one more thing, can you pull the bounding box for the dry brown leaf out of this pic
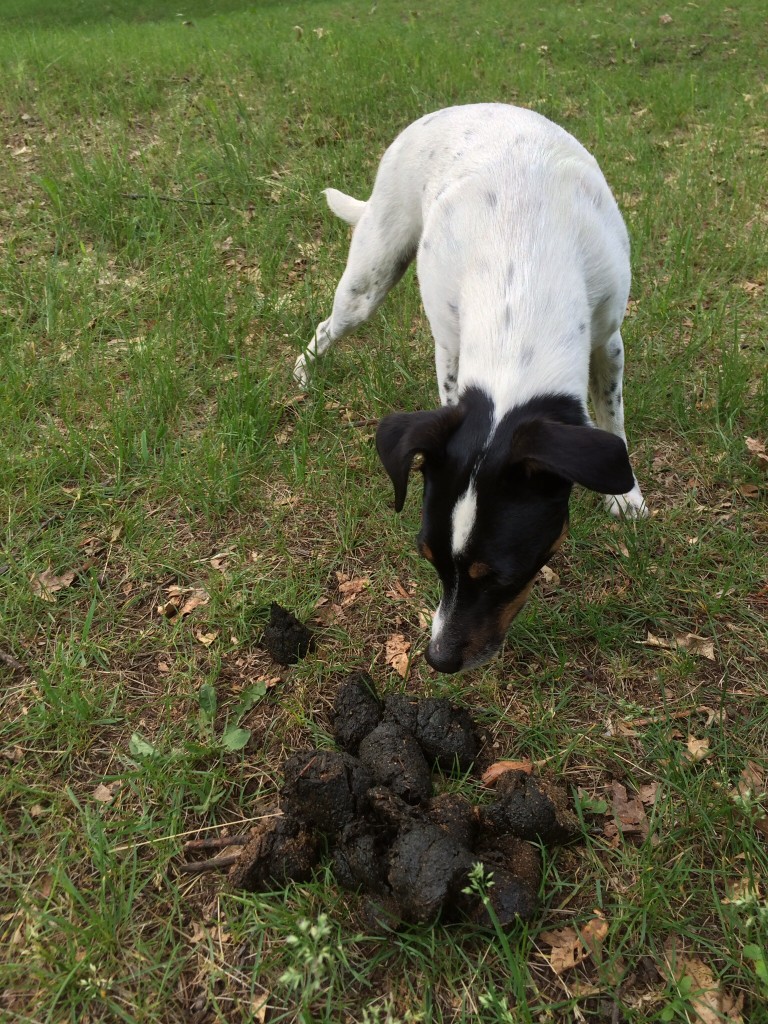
[643,631,674,652]
[336,572,371,607]
[637,782,659,805]
[539,926,588,974]
[745,436,768,471]
[158,586,209,618]
[739,483,761,499]
[312,598,345,625]
[482,760,534,786]
[736,760,765,798]
[540,914,608,975]
[663,943,744,1024]
[92,782,119,804]
[194,629,219,647]
[386,580,414,602]
[681,635,716,660]
[721,876,762,905]
[251,993,270,1024]
[731,762,768,839]
[685,736,711,763]
[9,913,32,946]
[385,633,411,678]
[604,781,648,846]
[643,631,715,661]
[580,913,609,962]
[538,564,560,595]
[31,567,77,601]
[78,536,107,558]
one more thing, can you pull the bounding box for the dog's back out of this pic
[361,104,630,415]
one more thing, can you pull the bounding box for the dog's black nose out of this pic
[425,642,464,675]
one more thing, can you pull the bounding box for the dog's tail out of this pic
[323,187,366,226]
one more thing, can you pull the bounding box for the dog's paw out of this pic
[605,484,648,519]
[293,352,312,388]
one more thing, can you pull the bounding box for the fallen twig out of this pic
[183,835,249,853]
[623,705,719,729]
[178,852,241,875]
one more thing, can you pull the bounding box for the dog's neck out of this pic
[456,256,591,420]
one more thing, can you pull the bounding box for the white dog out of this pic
[295,104,647,672]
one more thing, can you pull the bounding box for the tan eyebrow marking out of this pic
[420,542,434,562]
[498,579,536,630]
[468,561,491,580]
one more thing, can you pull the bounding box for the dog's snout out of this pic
[425,640,464,675]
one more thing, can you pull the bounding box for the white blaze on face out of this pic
[430,600,446,642]
[451,481,478,556]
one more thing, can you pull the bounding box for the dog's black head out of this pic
[376,390,634,673]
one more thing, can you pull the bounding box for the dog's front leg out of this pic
[589,332,647,517]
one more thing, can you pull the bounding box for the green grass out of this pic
[1,0,767,1021]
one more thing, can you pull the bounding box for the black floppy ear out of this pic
[376,407,464,512]
[511,420,635,495]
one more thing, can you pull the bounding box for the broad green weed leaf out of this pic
[130,733,158,758]
[198,683,217,721]
[220,726,251,751]
[235,682,268,717]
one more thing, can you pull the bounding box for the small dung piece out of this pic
[387,822,475,924]
[452,835,541,928]
[482,770,579,844]
[473,834,542,893]
[358,722,432,804]
[457,864,538,928]
[261,602,313,665]
[367,784,422,832]
[281,749,372,837]
[384,695,478,771]
[331,818,391,894]
[426,792,479,848]
[382,693,420,735]
[331,671,382,753]
[228,814,320,892]
[414,698,479,771]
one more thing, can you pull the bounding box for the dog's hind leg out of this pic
[294,191,419,386]
[589,332,647,517]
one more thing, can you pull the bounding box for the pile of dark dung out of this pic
[228,672,579,928]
